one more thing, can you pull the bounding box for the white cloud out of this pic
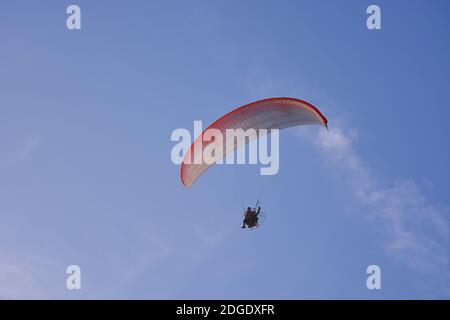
[298,125,450,274]
[14,135,41,161]
[0,256,48,299]
[193,224,226,247]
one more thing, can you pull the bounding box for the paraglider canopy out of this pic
[180,97,328,188]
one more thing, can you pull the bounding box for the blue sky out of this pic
[1,0,450,299]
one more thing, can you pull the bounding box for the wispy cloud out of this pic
[14,135,41,161]
[0,256,48,299]
[193,224,226,247]
[298,125,450,274]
